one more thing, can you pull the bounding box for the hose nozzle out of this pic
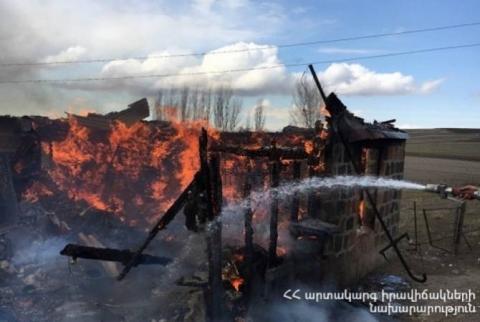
[424,184,452,199]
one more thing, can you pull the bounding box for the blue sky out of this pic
[0,0,479,129]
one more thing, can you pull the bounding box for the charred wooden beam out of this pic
[211,144,310,160]
[268,155,280,267]
[309,64,327,102]
[0,153,18,226]
[306,162,317,219]
[60,244,171,266]
[0,117,26,153]
[204,146,224,320]
[200,128,215,221]
[243,166,254,295]
[380,119,396,124]
[69,98,150,130]
[209,153,222,217]
[106,98,150,126]
[290,161,301,223]
[117,171,200,280]
[289,218,339,238]
[206,220,224,321]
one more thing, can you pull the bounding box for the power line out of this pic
[1,21,480,67]
[0,42,479,85]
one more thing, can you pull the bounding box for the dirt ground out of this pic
[373,155,480,321]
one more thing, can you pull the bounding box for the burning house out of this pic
[0,84,412,321]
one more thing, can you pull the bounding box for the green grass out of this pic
[405,129,480,161]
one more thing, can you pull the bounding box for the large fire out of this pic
[24,117,215,225]
[22,114,325,264]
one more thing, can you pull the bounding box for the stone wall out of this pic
[315,139,407,285]
[217,130,408,287]
[317,140,362,257]
[373,142,405,247]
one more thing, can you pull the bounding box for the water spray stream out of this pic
[221,175,425,219]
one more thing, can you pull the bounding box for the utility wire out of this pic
[0,42,479,85]
[1,21,480,67]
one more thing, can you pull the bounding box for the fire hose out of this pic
[424,184,480,200]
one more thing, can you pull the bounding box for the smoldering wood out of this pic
[60,244,171,266]
[209,154,223,216]
[204,144,225,320]
[0,153,18,226]
[206,220,224,321]
[78,232,121,277]
[211,144,310,160]
[117,171,201,280]
[0,117,31,226]
[324,92,408,143]
[268,160,280,267]
[290,161,301,223]
[0,117,25,153]
[306,162,316,219]
[243,167,254,295]
[199,128,215,221]
[289,218,339,238]
[69,98,150,130]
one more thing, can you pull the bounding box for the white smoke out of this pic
[12,237,67,267]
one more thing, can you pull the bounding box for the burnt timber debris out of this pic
[60,244,171,266]
[2,79,472,321]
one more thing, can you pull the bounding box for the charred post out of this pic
[206,220,224,321]
[204,134,225,321]
[306,160,317,219]
[0,154,18,226]
[453,201,467,255]
[116,172,200,280]
[268,141,280,267]
[210,144,308,160]
[209,153,223,217]
[243,165,254,295]
[290,161,301,223]
[60,244,171,266]
[199,128,215,221]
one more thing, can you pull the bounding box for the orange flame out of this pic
[25,117,217,224]
[230,277,244,292]
[359,199,366,221]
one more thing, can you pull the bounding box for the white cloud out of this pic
[221,0,250,9]
[419,78,445,94]
[58,46,444,100]
[0,0,443,118]
[75,42,293,96]
[193,0,216,12]
[319,63,444,96]
[0,0,287,115]
[43,46,86,63]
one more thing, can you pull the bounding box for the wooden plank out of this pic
[268,160,280,267]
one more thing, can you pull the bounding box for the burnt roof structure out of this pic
[325,93,408,143]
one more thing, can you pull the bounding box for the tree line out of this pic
[154,78,323,131]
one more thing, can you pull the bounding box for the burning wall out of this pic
[7,94,407,260]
